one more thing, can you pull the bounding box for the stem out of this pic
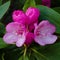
[31,48,48,60]
[23,44,27,58]
[2,53,5,60]
[29,50,31,57]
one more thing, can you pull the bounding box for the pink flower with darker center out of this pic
[3,22,27,47]
[34,20,57,46]
[3,7,57,47]
[3,22,34,47]
[3,7,40,47]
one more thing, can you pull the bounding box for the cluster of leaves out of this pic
[0,0,60,60]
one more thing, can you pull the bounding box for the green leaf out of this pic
[0,0,2,6]
[34,53,45,60]
[53,7,60,13]
[4,47,24,60]
[37,5,60,34]
[41,43,60,60]
[19,55,29,60]
[0,38,8,49]
[18,56,23,60]
[31,48,48,60]
[31,42,60,60]
[0,23,5,37]
[23,0,36,11]
[24,55,29,60]
[0,1,10,19]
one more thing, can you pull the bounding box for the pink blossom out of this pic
[42,0,51,7]
[3,22,27,47]
[25,7,40,24]
[34,20,57,46]
[3,7,57,47]
[3,22,34,47]
[12,7,40,31]
[12,10,28,24]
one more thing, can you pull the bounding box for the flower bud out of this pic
[25,32,34,45]
[25,7,40,24]
[12,10,28,24]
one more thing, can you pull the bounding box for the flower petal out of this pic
[16,33,26,47]
[6,22,25,33]
[34,35,57,46]
[34,35,46,46]
[43,35,57,44]
[6,22,20,32]
[3,33,18,44]
[34,20,56,36]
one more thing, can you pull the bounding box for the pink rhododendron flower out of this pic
[3,22,27,47]
[42,0,51,7]
[4,6,40,47]
[3,22,34,47]
[26,7,40,24]
[12,10,28,24]
[34,20,57,46]
[3,7,57,47]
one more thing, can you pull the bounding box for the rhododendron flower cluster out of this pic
[3,7,57,47]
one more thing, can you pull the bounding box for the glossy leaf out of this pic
[18,56,23,60]
[0,38,8,49]
[41,43,60,60]
[37,5,60,33]
[0,1,10,19]
[0,0,2,6]
[5,47,23,60]
[24,55,29,60]
[34,53,45,60]
[19,55,29,60]
[23,0,36,11]
[0,23,5,37]
[53,7,60,13]
[32,48,48,60]
[32,42,60,60]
